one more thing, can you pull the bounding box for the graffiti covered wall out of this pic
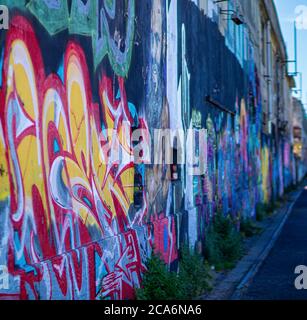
[0,0,300,299]
[0,0,157,300]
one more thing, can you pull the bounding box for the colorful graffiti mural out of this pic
[0,0,303,300]
[0,0,182,299]
[2,0,135,75]
[0,14,153,300]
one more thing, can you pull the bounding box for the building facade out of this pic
[0,0,306,299]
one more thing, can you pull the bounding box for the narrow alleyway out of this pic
[241,185,307,299]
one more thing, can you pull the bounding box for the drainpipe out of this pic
[267,21,273,135]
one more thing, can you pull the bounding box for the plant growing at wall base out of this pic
[240,217,262,238]
[136,253,185,300]
[256,201,278,221]
[179,246,212,299]
[256,203,266,221]
[136,247,213,300]
[285,184,296,194]
[205,213,243,271]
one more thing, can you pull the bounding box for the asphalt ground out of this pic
[241,187,307,300]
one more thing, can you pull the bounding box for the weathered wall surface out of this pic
[0,0,304,299]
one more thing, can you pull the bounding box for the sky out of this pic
[274,0,307,111]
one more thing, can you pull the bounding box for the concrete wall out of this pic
[293,97,307,182]
[0,0,304,300]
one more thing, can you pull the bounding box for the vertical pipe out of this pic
[267,21,272,129]
[294,21,298,75]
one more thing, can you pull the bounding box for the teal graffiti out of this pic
[27,0,69,35]
[5,0,135,77]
